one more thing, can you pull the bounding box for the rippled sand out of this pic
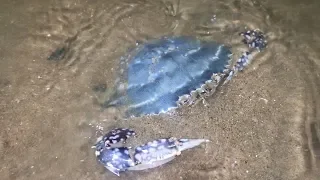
[0,0,319,179]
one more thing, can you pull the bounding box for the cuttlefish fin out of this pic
[105,166,120,176]
[127,156,176,171]
[176,139,210,152]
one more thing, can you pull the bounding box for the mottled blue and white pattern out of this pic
[95,147,136,176]
[94,128,135,151]
[132,138,180,164]
[129,138,209,171]
[93,128,209,176]
[225,29,267,82]
[240,30,267,51]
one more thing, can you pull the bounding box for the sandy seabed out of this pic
[0,0,319,179]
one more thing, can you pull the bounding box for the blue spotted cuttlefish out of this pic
[93,128,209,176]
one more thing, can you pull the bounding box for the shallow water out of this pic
[0,0,319,179]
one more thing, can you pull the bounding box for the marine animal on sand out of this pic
[100,29,267,117]
[92,30,267,176]
[92,128,209,176]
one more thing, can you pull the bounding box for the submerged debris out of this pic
[47,46,68,61]
[47,34,78,61]
[92,83,107,93]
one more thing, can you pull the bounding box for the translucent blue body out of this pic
[105,36,232,117]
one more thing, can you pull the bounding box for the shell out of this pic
[102,36,232,117]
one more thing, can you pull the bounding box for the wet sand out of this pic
[0,0,319,179]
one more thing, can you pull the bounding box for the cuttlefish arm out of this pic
[224,29,267,84]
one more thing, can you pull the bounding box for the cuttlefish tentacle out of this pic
[224,29,267,83]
